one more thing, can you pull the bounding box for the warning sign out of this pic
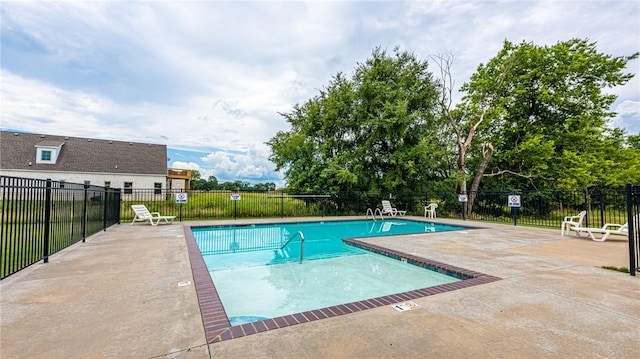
[458,194,468,202]
[175,192,188,204]
[392,301,421,312]
[508,195,521,207]
[230,193,241,201]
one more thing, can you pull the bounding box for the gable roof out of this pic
[1,131,167,175]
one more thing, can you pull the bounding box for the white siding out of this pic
[168,178,187,190]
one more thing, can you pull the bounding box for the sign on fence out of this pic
[175,192,188,204]
[230,193,241,201]
[508,195,521,207]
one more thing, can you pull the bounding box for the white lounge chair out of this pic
[131,204,176,226]
[561,210,587,236]
[381,200,406,217]
[573,215,637,241]
[424,203,438,219]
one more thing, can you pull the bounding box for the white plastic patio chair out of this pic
[561,210,587,236]
[381,200,406,216]
[130,204,176,226]
[424,203,438,219]
[572,214,637,241]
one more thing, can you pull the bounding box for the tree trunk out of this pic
[458,146,467,194]
[466,143,494,218]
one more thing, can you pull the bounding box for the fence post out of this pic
[82,183,88,242]
[43,179,52,263]
[599,188,605,228]
[116,189,121,225]
[461,192,467,221]
[425,192,429,217]
[626,184,637,276]
[102,187,108,231]
[583,189,589,227]
[280,196,284,218]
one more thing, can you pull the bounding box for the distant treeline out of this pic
[189,170,276,192]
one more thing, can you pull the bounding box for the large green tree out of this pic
[269,40,638,205]
[435,39,638,218]
[268,47,445,194]
[474,39,639,191]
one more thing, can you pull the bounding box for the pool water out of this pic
[193,219,463,270]
[192,219,465,325]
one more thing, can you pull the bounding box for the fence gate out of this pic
[626,184,640,276]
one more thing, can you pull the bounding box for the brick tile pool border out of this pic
[183,223,501,343]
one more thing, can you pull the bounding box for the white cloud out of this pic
[200,144,279,182]
[1,71,110,134]
[612,100,640,134]
[1,70,287,150]
[170,161,220,183]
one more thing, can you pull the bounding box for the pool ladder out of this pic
[281,231,305,264]
[366,208,384,221]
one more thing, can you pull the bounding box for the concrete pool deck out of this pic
[1,217,638,358]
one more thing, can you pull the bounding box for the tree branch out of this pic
[483,169,532,178]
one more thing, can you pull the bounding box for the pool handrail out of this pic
[281,231,305,264]
[365,208,385,221]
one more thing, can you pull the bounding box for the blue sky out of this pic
[2,1,639,187]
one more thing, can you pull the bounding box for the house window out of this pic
[124,182,133,194]
[35,142,63,164]
[104,181,111,188]
[154,182,162,195]
[41,150,52,161]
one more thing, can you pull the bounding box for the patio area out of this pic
[1,217,638,358]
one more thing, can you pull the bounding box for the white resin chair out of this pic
[424,203,438,219]
[572,214,636,241]
[381,200,406,216]
[131,204,176,226]
[561,210,587,236]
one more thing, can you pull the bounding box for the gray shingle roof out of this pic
[35,140,65,147]
[1,131,167,175]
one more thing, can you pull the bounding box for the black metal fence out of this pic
[1,176,121,279]
[120,188,628,229]
[443,189,628,229]
[2,180,633,278]
[626,184,639,276]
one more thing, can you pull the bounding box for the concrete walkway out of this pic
[1,218,638,358]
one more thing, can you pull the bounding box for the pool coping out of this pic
[183,223,501,344]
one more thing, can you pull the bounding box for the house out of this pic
[167,168,192,191]
[0,131,168,197]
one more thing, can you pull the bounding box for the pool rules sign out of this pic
[175,192,188,204]
[230,193,241,219]
[508,195,521,226]
[175,192,187,222]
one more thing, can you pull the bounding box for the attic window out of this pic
[35,141,64,164]
[41,150,52,161]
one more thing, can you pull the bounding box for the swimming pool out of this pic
[192,220,466,325]
[185,219,500,342]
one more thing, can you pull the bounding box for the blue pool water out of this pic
[192,219,466,325]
